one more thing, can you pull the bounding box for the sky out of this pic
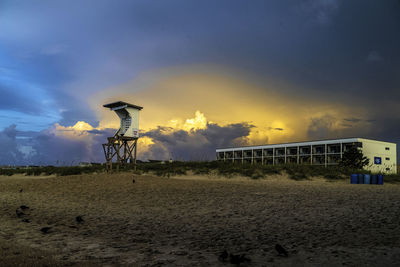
[0,0,399,165]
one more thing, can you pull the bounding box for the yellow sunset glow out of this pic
[89,66,369,147]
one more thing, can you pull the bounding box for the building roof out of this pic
[103,101,143,110]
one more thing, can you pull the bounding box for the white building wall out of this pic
[360,138,397,174]
[216,138,397,174]
[126,107,140,138]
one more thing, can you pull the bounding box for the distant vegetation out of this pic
[135,161,371,181]
[0,165,104,177]
[1,161,399,183]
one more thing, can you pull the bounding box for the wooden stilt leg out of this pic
[103,135,139,173]
[134,139,137,171]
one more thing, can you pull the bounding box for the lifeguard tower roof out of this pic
[103,101,143,110]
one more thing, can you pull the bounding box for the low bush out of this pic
[0,169,14,176]
[58,167,83,176]
[289,172,308,180]
[1,165,105,177]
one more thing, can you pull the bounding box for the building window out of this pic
[386,157,390,161]
[385,147,390,150]
[386,168,390,171]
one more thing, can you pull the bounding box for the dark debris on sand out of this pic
[40,227,52,234]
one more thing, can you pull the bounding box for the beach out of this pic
[1,173,400,266]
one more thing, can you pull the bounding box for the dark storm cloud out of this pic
[304,0,340,23]
[0,66,56,116]
[87,129,109,135]
[199,123,254,148]
[366,51,384,63]
[307,114,375,140]
[307,115,336,140]
[57,106,98,127]
[3,1,400,99]
[268,127,284,131]
[0,125,116,165]
[30,131,88,165]
[343,118,363,123]
[26,127,116,165]
[1,0,400,163]
[0,83,42,114]
[0,122,252,164]
[369,118,400,143]
[0,125,24,165]
[3,0,399,110]
[306,113,400,162]
[143,123,253,161]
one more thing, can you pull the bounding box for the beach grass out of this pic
[2,161,399,182]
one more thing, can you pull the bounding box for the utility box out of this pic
[103,101,143,138]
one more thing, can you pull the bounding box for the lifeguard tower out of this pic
[102,101,143,172]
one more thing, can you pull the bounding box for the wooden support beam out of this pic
[103,134,138,172]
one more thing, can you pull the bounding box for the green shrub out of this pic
[58,167,83,176]
[0,169,14,176]
[323,173,342,180]
[289,172,308,180]
[250,169,264,179]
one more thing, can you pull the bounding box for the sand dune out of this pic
[1,173,400,266]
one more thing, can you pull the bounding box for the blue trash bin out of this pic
[371,175,378,185]
[364,174,371,184]
[350,174,358,184]
[358,174,364,184]
[377,174,384,185]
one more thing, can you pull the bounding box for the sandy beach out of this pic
[1,173,400,266]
